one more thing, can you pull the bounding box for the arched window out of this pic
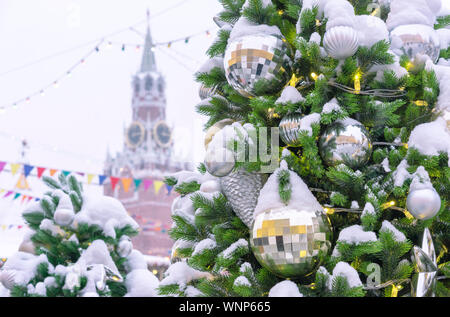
[158,77,165,93]
[134,81,140,94]
[145,76,153,91]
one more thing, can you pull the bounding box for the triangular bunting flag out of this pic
[4,191,13,198]
[13,193,21,200]
[134,179,142,191]
[62,171,71,177]
[0,162,6,173]
[27,196,33,203]
[23,164,34,178]
[121,178,133,193]
[154,180,164,195]
[15,174,30,190]
[143,179,153,191]
[21,195,27,203]
[87,174,95,184]
[76,172,85,177]
[37,167,46,178]
[166,184,173,195]
[49,169,58,176]
[10,163,21,176]
[110,177,120,191]
[99,175,107,185]
[35,197,40,201]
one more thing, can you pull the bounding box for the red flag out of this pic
[37,167,46,178]
[110,177,120,190]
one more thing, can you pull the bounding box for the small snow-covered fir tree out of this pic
[0,173,159,297]
[160,0,450,297]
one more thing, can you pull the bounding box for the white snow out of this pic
[330,262,363,289]
[229,17,282,41]
[160,261,212,288]
[254,162,323,218]
[73,193,138,239]
[39,219,62,237]
[351,201,359,209]
[234,276,251,287]
[269,280,303,297]
[275,86,305,105]
[220,239,248,259]
[322,98,342,114]
[1,252,52,288]
[310,32,322,45]
[369,50,408,82]
[239,262,253,273]
[124,269,159,297]
[355,15,389,48]
[409,166,435,191]
[192,238,217,256]
[199,180,221,193]
[392,159,412,187]
[197,57,224,74]
[408,118,450,163]
[386,0,439,30]
[337,225,377,244]
[185,286,203,297]
[125,250,148,271]
[382,157,391,172]
[362,202,376,217]
[76,240,119,277]
[380,220,407,242]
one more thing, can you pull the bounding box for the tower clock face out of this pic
[126,121,146,149]
[153,121,172,148]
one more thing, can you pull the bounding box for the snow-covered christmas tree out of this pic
[159,0,449,297]
[0,173,159,297]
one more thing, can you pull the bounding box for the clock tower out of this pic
[104,12,191,258]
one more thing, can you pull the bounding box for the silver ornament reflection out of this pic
[220,169,265,227]
[250,207,331,278]
[319,119,373,168]
[279,113,303,147]
[406,187,441,220]
[323,26,359,59]
[204,147,236,177]
[390,24,440,63]
[412,228,437,297]
[224,34,292,98]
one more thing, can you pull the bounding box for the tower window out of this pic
[145,76,153,91]
[134,82,140,94]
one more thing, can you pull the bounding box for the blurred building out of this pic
[104,17,191,258]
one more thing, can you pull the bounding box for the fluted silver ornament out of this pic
[0,270,16,290]
[390,24,440,64]
[406,187,441,220]
[220,169,265,227]
[224,34,292,98]
[199,84,218,100]
[323,26,359,59]
[204,147,236,177]
[319,119,373,169]
[279,113,303,147]
[412,228,437,297]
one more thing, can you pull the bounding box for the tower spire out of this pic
[140,9,157,73]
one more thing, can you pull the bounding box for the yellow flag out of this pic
[154,180,164,195]
[15,174,30,190]
[0,189,4,195]
[87,174,95,184]
[121,178,133,193]
[10,163,21,176]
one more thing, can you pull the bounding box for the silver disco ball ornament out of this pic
[204,147,236,177]
[250,207,332,278]
[319,119,373,169]
[390,24,440,63]
[323,26,359,60]
[406,188,441,220]
[224,34,292,98]
[279,113,303,147]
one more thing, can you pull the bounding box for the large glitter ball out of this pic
[250,207,332,278]
[224,34,292,98]
[319,119,373,169]
[390,24,440,64]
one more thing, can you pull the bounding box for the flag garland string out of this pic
[0,29,214,113]
[0,160,174,195]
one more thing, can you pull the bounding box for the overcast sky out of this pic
[0,0,222,256]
